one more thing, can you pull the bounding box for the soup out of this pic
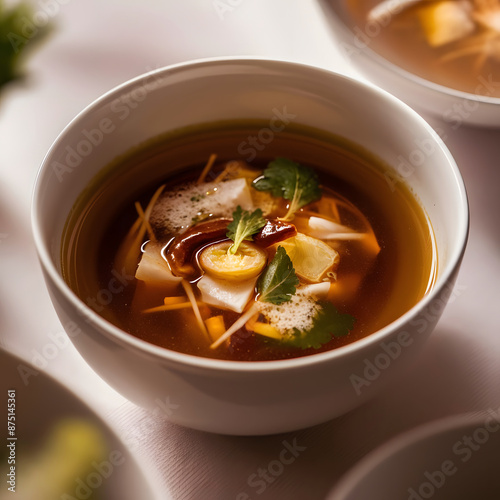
[343,0,500,97]
[62,122,436,362]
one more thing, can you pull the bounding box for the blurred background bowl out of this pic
[0,348,162,500]
[327,411,500,499]
[319,0,500,128]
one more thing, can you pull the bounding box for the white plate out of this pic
[0,348,162,500]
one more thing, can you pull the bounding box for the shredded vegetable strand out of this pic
[244,312,260,331]
[210,302,259,349]
[114,221,148,276]
[213,160,239,183]
[114,184,165,275]
[197,153,217,184]
[142,302,202,313]
[134,202,156,241]
[129,212,144,234]
[328,198,341,222]
[181,280,210,341]
[440,32,499,64]
[143,184,166,223]
[213,167,231,183]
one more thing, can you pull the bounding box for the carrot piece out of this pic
[205,315,226,342]
[210,303,259,349]
[245,313,281,339]
[164,296,187,305]
[143,302,198,313]
[251,322,281,340]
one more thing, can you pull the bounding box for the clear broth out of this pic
[62,121,436,361]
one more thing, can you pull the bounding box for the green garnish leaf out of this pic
[286,301,355,349]
[257,246,299,305]
[252,158,322,221]
[226,206,266,254]
[0,3,51,93]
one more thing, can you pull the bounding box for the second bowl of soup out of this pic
[320,0,500,127]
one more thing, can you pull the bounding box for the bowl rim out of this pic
[31,56,470,374]
[327,410,500,498]
[321,0,500,106]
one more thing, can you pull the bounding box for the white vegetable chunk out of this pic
[307,216,366,241]
[368,0,423,23]
[197,275,257,313]
[299,282,331,299]
[278,232,339,283]
[418,1,475,47]
[150,178,254,234]
[135,243,182,284]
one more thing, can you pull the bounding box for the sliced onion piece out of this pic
[277,233,339,283]
[199,241,267,281]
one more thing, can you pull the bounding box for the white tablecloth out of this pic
[1,1,499,498]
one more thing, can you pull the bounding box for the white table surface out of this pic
[1,1,499,499]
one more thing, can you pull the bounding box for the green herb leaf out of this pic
[252,158,322,221]
[285,301,355,349]
[257,246,299,305]
[0,3,51,93]
[226,206,266,254]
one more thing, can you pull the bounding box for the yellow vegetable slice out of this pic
[277,232,339,283]
[418,1,475,47]
[199,241,267,281]
[247,320,282,339]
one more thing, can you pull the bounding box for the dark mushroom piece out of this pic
[165,217,297,278]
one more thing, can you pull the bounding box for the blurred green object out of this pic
[0,418,108,500]
[0,0,51,93]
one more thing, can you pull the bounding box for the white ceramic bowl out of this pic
[327,411,500,499]
[319,0,500,128]
[0,348,162,500]
[32,58,468,435]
